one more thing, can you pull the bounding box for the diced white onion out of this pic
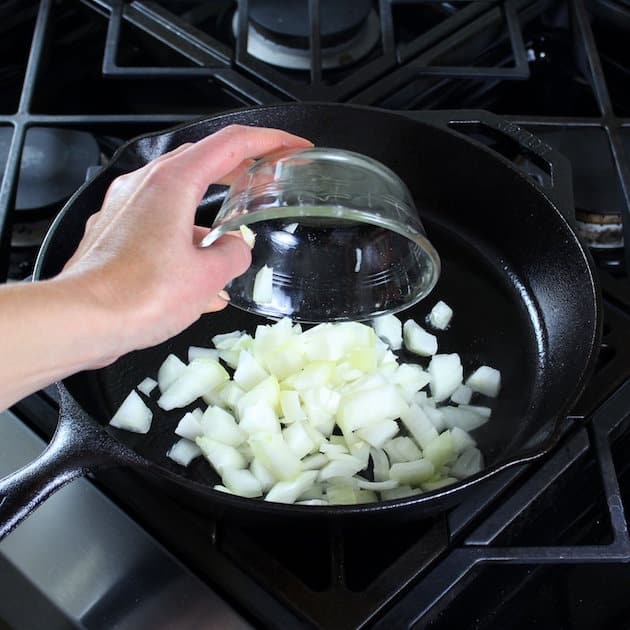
[174,410,204,441]
[450,384,472,405]
[138,302,502,505]
[371,314,403,350]
[466,366,502,397]
[253,264,274,305]
[138,377,158,396]
[427,301,453,330]
[109,390,153,434]
[167,438,202,467]
[157,354,186,393]
[428,354,463,403]
[403,319,438,356]
[188,346,220,363]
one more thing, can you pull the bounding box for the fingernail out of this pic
[217,289,230,302]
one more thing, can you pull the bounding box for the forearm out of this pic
[0,277,120,411]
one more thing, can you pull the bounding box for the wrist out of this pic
[44,274,126,370]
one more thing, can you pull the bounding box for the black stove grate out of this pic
[4,1,630,628]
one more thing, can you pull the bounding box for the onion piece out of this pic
[188,346,220,363]
[253,264,274,305]
[421,477,457,491]
[221,467,263,498]
[318,455,364,481]
[200,406,246,446]
[403,319,438,357]
[109,390,153,434]
[441,406,489,432]
[137,377,158,396]
[174,410,204,441]
[370,447,390,482]
[239,403,281,435]
[466,366,501,397]
[451,447,484,479]
[356,419,399,449]
[383,436,422,463]
[372,314,403,350]
[389,459,435,486]
[355,478,399,491]
[428,353,463,403]
[233,350,269,391]
[283,421,317,459]
[196,436,247,473]
[240,224,256,248]
[158,360,229,411]
[157,354,186,393]
[167,438,202,467]
[301,453,329,471]
[450,384,472,405]
[265,471,319,504]
[427,301,453,330]
[422,430,456,468]
[249,432,302,481]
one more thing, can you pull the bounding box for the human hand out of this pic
[60,124,313,365]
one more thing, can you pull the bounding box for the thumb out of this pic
[198,233,252,293]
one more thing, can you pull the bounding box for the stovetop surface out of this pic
[2,1,630,629]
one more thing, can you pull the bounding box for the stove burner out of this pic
[234,0,380,70]
[0,127,100,221]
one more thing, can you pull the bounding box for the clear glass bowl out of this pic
[201,147,440,322]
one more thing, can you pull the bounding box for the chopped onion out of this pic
[428,354,463,403]
[451,447,484,479]
[134,301,503,505]
[356,419,399,449]
[200,406,246,446]
[174,410,204,441]
[167,438,202,466]
[137,377,158,396]
[441,406,489,432]
[196,436,247,473]
[188,346,220,363]
[158,360,229,411]
[372,314,402,350]
[157,354,186,393]
[109,390,153,434]
[427,301,453,330]
[450,384,472,405]
[253,264,274,305]
[383,436,422,463]
[221,467,263,498]
[240,224,256,248]
[389,459,435,486]
[403,319,438,356]
[265,471,319,504]
[466,366,501,397]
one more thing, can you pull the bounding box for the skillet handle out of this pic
[0,394,137,541]
[411,110,576,227]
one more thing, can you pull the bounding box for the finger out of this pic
[153,125,313,208]
[204,290,231,313]
[215,158,255,186]
[197,233,252,291]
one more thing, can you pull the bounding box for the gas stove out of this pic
[2,1,630,628]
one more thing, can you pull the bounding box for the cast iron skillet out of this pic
[0,104,601,538]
